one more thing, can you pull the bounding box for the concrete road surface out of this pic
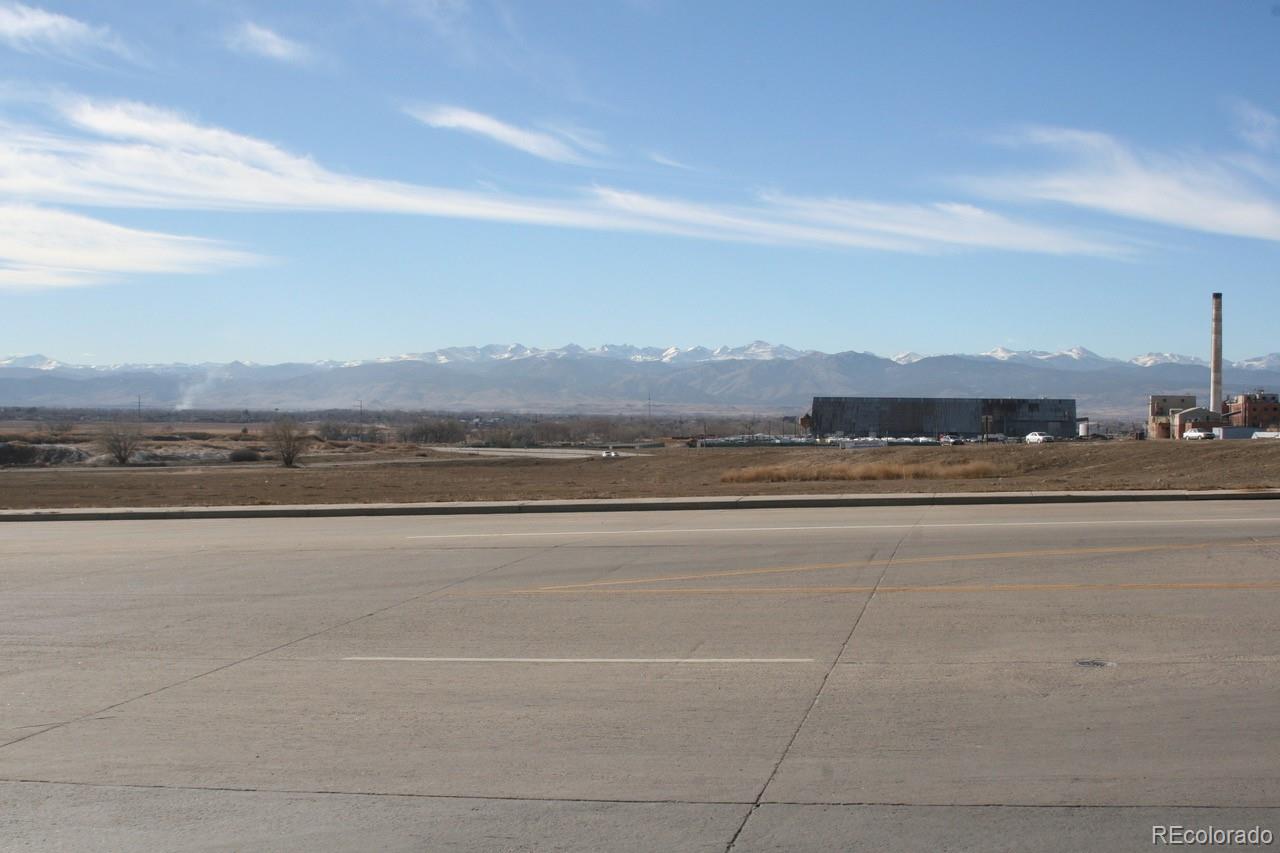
[2,502,1278,851]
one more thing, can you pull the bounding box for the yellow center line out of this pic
[531,538,1280,592]
[482,579,1280,597]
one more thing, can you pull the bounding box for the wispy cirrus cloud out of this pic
[225,22,313,66]
[0,205,257,289]
[760,193,1122,256]
[966,125,1280,243]
[0,2,131,63]
[590,188,1126,256]
[1228,98,1279,152]
[0,94,1132,287]
[393,0,472,45]
[648,151,695,171]
[389,1,588,101]
[405,104,593,164]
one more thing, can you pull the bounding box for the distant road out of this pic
[2,501,1278,851]
[428,445,647,459]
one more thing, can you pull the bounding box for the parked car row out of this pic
[864,434,1051,445]
[1179,429,1280,440]
[830,432,1126,445]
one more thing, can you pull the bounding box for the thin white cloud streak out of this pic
[406,104,590,164]
[390,1,588,101]
[542,122,609,156]
[2,100,631,226]
[0,205,258,289]
[226,22,313,65]
[760,194,1125,256]
[648,151,695,170]
[590,187,919,251]
[1229,98,1279,152]
[0,95,1130,289]
[0,2,131,62]
[391,0,478,62]
[967,126,1280,243]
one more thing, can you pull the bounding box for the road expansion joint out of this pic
[0,726,60,749]
[755,799,1280,810]
[723,510,927,852]
[0,779,1266,812]
[0,777,754,807]
[0,545,558,756]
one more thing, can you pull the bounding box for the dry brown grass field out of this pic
[3,425,1280,508]
[721,459,1008,483]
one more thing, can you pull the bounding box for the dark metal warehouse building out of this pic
[811,396,1077,439]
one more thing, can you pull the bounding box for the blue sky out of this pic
[2,0,1279,363]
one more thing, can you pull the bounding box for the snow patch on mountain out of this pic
[1235,354,1280,371]
[0,354,67,370]
[1130,352,1209,368]
[330,341,814,367]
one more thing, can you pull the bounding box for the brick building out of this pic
[1224,391,1280,431]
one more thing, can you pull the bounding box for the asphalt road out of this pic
[2,502,1279,851]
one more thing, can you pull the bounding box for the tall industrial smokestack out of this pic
[1211,292,1223,413]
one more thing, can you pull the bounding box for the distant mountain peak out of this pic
[1234,353,1280,371]
[1130,352,1208,368]
[982,345,1102,359]
[0,353,62,370]
[980,346,1049,361]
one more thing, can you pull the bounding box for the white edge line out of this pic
[343,657,815,663]
[406,517,1280,540]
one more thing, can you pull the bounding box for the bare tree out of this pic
[43,420,75,439]
[399,418,466,444]
[316,421,356,442]
[98,421,142,465]
[266,417,309,467]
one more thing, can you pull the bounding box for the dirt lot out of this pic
[4,439,1280,509]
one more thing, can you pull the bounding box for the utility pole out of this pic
[137,394,142,425]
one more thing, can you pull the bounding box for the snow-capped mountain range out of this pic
[353,341,815,368]
[2,342,1273,373]
[4,342,1279,416]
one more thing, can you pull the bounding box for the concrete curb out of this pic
[3,489,1279,522]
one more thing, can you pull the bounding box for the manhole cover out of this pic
[1075,659,1115,668]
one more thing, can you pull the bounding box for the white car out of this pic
[601,450,620,458]
[1182,429,1215,440]
[1025,432,1053,444]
